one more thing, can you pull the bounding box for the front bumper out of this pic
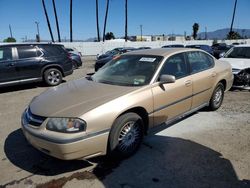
[21,112,109,160]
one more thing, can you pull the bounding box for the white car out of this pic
[220,45,250,90]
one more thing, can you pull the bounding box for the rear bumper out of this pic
[64,69,73,77]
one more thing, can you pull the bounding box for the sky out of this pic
[0,0,250,42]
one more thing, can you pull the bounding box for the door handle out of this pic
[211,72,217,77]
[7,63,15,67]
[185,80,192,87]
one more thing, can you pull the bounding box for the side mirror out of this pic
[159,74,176,85]
[219,52,225,58]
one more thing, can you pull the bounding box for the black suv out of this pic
[0,43,73,87]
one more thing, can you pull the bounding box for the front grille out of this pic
[25,108,46,127]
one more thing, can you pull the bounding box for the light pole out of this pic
[9,24,13,38]
[35,21,40,42]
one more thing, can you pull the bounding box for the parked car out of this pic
[162,44,184,48]
[66,47,82,57]
[138,47,151,50]
[186,44,214,55]
[22,48,233,160]
[68,52,82,69]
[220,45,250,90]
[212,43,231,59]
[95,47,136,71]
[0,43,73,87]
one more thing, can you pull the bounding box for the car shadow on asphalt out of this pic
[4,124,250,187]
[4,129,92,176]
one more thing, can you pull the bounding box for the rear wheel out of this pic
[108,113,144,158]
[208,82,224,111]
[44,68,62,86]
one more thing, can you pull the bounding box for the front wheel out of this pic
[44,68,62,86]
[208,82,224,111]
[108,113,144,158]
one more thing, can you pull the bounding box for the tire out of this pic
[108,113,144,158]
[43,68,62,86]
[208,82,224,111]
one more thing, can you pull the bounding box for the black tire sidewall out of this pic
[44,68,62,86]
[209,83,224,110]
[108,113,144,158]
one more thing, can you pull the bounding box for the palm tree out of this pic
[192,23,199,40]
[125,0,128,42]
[52,0,61,42]
[41,0,54,42]
[70,0,73,42]
[96,0,100,42]
[103,0,110,42]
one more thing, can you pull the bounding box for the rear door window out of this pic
[0,47,13,61]
[40,45,66,57]
[186,51,214,73]
[17,46,38,59]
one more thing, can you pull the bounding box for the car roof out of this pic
[234,44,250,47]
[0,43,63,48]
[125,48,199,57]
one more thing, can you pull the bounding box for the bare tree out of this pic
[52,0,61,42]
[103,0,110,42]
[96,0,100,42]
[125,0,128,41]
[70,0,73,42]
[41,0,54,42]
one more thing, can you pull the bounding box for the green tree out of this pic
[227,31,241,40]
[3,37,16,42]
[105,32,115,40]
[192,23,199,40]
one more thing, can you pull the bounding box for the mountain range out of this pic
[198,28,250,40]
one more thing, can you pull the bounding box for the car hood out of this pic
[29,78,138,117]
[220,58,250,70]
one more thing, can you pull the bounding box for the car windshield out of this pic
[224,47,250,59]
[92,55,163,86]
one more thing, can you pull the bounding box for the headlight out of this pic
[46,118,86,133]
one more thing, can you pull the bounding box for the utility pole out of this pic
[125,0,128,42]
[35,21,40,42]
[140,24,143,41]
[9,24,13,38]
[230,0,238,33]
[52,0,61,42]
[42,0,54,42]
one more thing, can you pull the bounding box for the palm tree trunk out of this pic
[96,0,100,42]
[230,0,238,33]
[41,0,54,42]
[52,0,61,42]
[125,0,128,42]
[70,0,73,42]
[103,0,110,42]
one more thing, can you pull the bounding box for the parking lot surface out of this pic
[0,57,249,188]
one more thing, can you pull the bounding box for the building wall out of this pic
[61,39,250,55]
[1,39,249,56]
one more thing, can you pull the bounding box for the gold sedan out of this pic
[21,48,233,160]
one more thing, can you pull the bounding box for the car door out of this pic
[151,53,192,126]
[186,51,216,109]
[0,46,18,84]
[15,45,43,80]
